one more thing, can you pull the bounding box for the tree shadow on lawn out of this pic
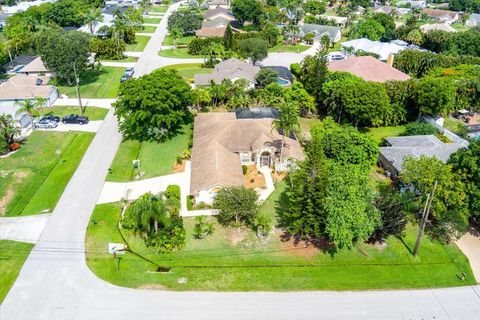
[53,68,106,88]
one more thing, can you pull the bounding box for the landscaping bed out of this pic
[39,106,109,121]
[107,124,192,182]
[86,181,475,291]
[0,240,34,303]
[57,67,125,99]
[0,131,94,216]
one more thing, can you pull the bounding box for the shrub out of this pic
[193,216,215,239]
[90,38,126,60]
[9,142,20,151]
[214,186,259,226]
[188,37,223,55]
[290,63,301,78]
[165,185,181,202]
[187,195,194,211]
[403,122,437,136]
[242,165,248,175]
[251,213,272,238]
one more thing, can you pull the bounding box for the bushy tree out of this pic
[255,68,278,87]
[353,19,385,41]
[231,0,262,24]
[299,48,328,100]
[400,156,469,242]
[0,115,20,154]
[114,69,194,141]
[284,82,316,116]
[304,0,326,15]
[371,13,396,41]
[214,186,260,226]
[167,9,203,34]
[415,77,456,116]
[403,122,437,136]
[238,38,268,65]
[223,24,234,50]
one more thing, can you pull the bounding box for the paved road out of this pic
[3,4,480,319]
[0,214,51,243]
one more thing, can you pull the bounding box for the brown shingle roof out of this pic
[195,26,228,37]
[194,58,260,86]
[328,56,410,82]
[421,8,458,19]
[204,7,235,20]
[190,112,304,194]
[0,74,54,100]
[18,56,49,73]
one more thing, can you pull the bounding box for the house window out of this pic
[241,153,250,163]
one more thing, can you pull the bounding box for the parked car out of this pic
[125,67,134,77]
[328,52,346,61]
[35,119,58,129]
[40,115,60,122]
[61,114,89,125]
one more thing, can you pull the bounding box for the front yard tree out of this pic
[15,99,40,130]
[0,115,20,153]
[255,68,278,88]
[114,69,194,142]
[272,101,300,167]
[284,82,316,116]
[214,186,260,226]
[238,38,268,65]
[231,0,262,24]
[415,77,456,116]
[400,156,469,242]
[36,29,91,84]
[167,10,203,35]
[299,48,328,101]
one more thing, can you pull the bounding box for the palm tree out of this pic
[84,8,104,35]
[15,99,41,130]
[170,27,182,49]
[272,102,300,171]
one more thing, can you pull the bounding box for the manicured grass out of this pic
[143,17,162,24]
[100,56,138,63]
[0,241,34,303]
[137,25,157,33]
[443,117,465,134]
[39,106,109,121]
[57,67,125,99]
[269,43,310,53]
[126,35,150,52]
[364,125,407,146]
[145,5,168,13]
[107,125,192,182]
[0,131,94,216]
[161,63,212,82]
[158,47,203,59]
[299,117,320,137]
[86,187,476,291]
[162,35,194,46]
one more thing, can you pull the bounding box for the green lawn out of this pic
[107,125,192,182]
[145,5,168,13]
[86,183,476,291]
[126,35,150,52]
[0,241,34,303]
[100,56,138,63]
[161,63,212,82]
[158,47,202,59]
[269,43,310,53]
[0,131,94,216]
[143,17,162,24]
[162,35,194,46]
[39,106,109,121]
[364,125,407,146]
[57,67,125,99]
[137,25,157,33]
[443,117,465,134]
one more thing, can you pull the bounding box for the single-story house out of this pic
[287,24,342,44]
[17,57,53,77]
[466,13,480,27]
[194,58,260,88]
[196,25,243,37]
[328,56,410,82]
[190,108,304,204]
[0,75,58,128]
[420,23,457,33]
[2,56,37,73]
[373,6,397,15]
[202,16,234,28]
[317,15,347,27]
[396,0,426,9]
[78,4,131,35]
[207,0,230,9]
[421,8,459,24]
[341,38,409,61]
[378,135,463,178]
[204,7,235,21]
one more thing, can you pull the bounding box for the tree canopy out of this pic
[231,0,263,24]
[167,9,203,35]
[238,38,269,65]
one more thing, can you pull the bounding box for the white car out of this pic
[35,119,58,129]
[328,52,346,61]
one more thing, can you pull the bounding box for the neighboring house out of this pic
[204,7,235,21]
[196,25,242,37]
[328,56,410,82]
[420,23,457,33]
[194,58,260,88]
[2,56,37,73]
[464,114,480,139]
[341,38,410,61]
[0,75,58,128]
[78,4,131,35]
[466,13,480,27]
[373,6,397,15]
[197,8,240,37]
[190,108,304,204]
[421,8,459,24]
[378,135,464,178]
[396,0,426,9]
[202,16,234,28]
[207,0,230,9]
[317,15,348,27]
[0,13,13,29]
[287,24,342,43]
[17,57,53,77]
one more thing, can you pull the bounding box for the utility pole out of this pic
[72,61,84,114]
[413,180,437,256]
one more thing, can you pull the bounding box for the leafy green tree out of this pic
[372,13,396,41]
[354,19,385,41]
[170,27,182,49]
[284,82,316,116]
[449,141,480,225]
[167,9,203,34]
[114,69,194,141]
[193,216,215,239]
[84,7,103,34]
[122,192,185,252]
[90,37,126,60]
[36,29,91,83]
[260,22,280,47]
[15,99,41,130]
[193,87,212,110]
[223,24,234,50]
[384,80,416,122]
[400,156,469,242]
[404,29,423,46]
[43,0,93,27]
[421,30,451,53]
[415,77,456,116]
[231,0,262,24]
[272,101,300,166]
[255,68,278,88]
[403,122,437,136]
[299,48,328,100]
[238,38,268,65]
[304,0,326,15]
[0,115,20,153]
[214,186,260,226]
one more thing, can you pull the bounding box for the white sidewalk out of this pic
[258,166,275,202]
[0,214,51,243]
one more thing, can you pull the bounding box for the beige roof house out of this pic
[204,7,235,21]
[421,8,459,23]
[194,58,260,87]
[0,74,54,100]
[18,56,51,75]
[190,110,304,202]
[328,56,410,83]
[420,23,457,33]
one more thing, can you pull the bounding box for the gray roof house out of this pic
[288,24,342,43]
[194,58,260,88]
[467,13,480,27]
[378,135,464,178]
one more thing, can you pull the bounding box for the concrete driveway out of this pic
[0,214,51,243]
[53,98,115,109]
[35,121,102,133]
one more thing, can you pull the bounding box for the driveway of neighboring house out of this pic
[36,121,102,133]
[0,214,51,244]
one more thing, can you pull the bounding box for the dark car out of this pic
[61,114,89,125]
[40,114,60,122]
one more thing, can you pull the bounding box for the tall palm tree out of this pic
[272,102,300,171]
[15,99,41,130]
[84,8,104,35]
